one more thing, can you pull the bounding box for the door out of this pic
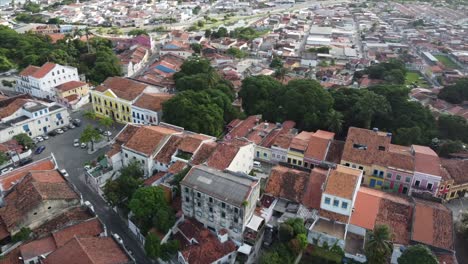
[370,179,376,188]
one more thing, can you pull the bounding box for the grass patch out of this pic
[405,72,429,88]
[434,55,460,69]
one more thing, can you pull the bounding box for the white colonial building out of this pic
[16,62,80,100]
[0,97,70,142]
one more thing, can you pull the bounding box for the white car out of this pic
[43,135,49,140]
[73,139,80,147]
[56,129,64,134]
[104,131,112,137]
[1,167,13,174]
[112,233,123,244]
[36,136,44,142]
[81,143,87,149]
[59,169,69,177]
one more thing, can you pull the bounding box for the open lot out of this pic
[434,55,460,69]
[405,71,429,88]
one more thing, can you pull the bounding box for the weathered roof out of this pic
[324,165,361,200]
[55,81,87,92]
[181,165,258,207]
[95,77,148,101]
[133,93,173,112]
[124,126,178,156]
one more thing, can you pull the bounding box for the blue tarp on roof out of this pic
[155,65,176,73]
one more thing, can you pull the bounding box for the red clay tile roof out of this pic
[0,98,28,119]
[324,165,361,200]
[319,209,349,223]
[178,134,211,154]
[265,166,310,203]
[33,206,94,237]
[19,65,40,77]
[168,160,187,175]
[290,131,314,151]
[190,142,217,165]
[342,127,414,171]
[412,199,453,250]
[375,193,413,245]
[206,139,249,170]
[0,157,56,192]
[413,145,442,176]
[272,133,294,149]
[124,126,178,156]
[226,115,260,139]
[52,218,103,248]
[95,77,148,101]
[31,62,56,79]
[302,168,328,209]
[64,94,79,102]
[176,218,236,264]
[20,236,57,260]
[154,135,182,164]
[133,93,173,112]
[441,158,468,185]
[304,130,334,161]
[350,187,382,230]
[0,171,79,232]
[44,237,130,264]
[55,81,87,92]
[143,172,166,186]
[0,247,21,264]
[325,140,345,164]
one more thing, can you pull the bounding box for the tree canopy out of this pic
[13,133,34,149]
[438,78,468,104]
[366,59,407,84]
[365,225,393,264]
[103,161,143,209]
[397,244,438,264]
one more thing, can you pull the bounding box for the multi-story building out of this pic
[180,165,261,241]
[90,77,168,124]
[16,62,80,99]
[55,80,89,107]
[131,93,173,125]
[206,138,255,174]
[0,97,70,142]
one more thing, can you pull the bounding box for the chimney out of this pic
[217,229,228,243]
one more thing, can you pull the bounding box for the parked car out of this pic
[34,145,46,154]
[73,139,80,147]
[35,136,44,142]
[72,119,81,127]
[55,129,64,134]
[62,127,68,132]
[18,158,33,166]
[96,128,104,134]
[1,167,13,174]
[48,131,57,137]
[104,131,112,137]
[112,233,123,244]
[59,169,69,177]
[81,143,87,149]
[43,135,49,140]
[68,124,76,129]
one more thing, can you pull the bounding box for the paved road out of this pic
[445,198,468,264]
[33,108,151,264]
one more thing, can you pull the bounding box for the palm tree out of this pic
[327,110,343,134]
[365,225,393,264]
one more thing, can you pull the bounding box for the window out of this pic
[379,171,384,177]
[221,202,226,208]
[197,202,201,207]
[405,177,411,183]
[341,202,348,209]
[324,197,331,204]
[184,187,188,193]
[373,169,378,176]
[345,163,350,167]
[234,207,239,214]
[440,186,444,190]
[125,153,128,158]
[209,197,213,203]
[304,162,308,168]
[209,207,213,213]
[263,153,267,158]
[298,161,302,166]
[197,192,201,198]
[353,143,367,150]
[256,151,259,158]
[352,164,356,168]
[358,166,363,170]
[333,199,339,207]
[427,183,433,190]
[185,197,189,202]
[221,212,226,218]
[396,175,401,181]
[378,146,386,151]
[415,180,420,187]
[292,159,297,165]
[47,206,51,209]
[447,185,450,189]
[387,173,392,178]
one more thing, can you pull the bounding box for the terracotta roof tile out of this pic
[143,172,166,186]
[19,65,40,77]
[324,165,361,200]
[318,209,349,223]
[178,134,211,154]
[176,218,236,264]
[290,131,314,151]
[52,218,104,248]
[412,199,453,250]
[206,140,249,170]
[168,161,187,175]
[302,168,328,209]
[265,166,310,203]
[413,145,442,176]
[31,62,56,79]
[226,115,260,139]
[55,81,87,92]
[0,98,28,119]
[441,158,468,184]
[0,247,21,264]
[95,77,148,101]
[190,142,217,165]
[33,207,95,237]
[325,140,345,164]
[0,157,55,192]
[350,187,382,230]
[154,135,182,164]
[20,236,57,260]
[44,237,131,264]
[133,93,173,112]
[272,133,294,149]
[124,126,178,156]
[304,130,334,161]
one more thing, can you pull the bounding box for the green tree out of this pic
[144,233,161,259]
[99,116,114,129]
[270,55,283,69]
[12,227,31,242]
[204,29,212,38]
[13,133,34,149]
[260,252,282,264]
[0,151,8,165]
[0,55,14,72]
[274,67,288,82]
[397,244,437,264]
[456,211,468,239]
[226,47,246,59]
[285,218,306,236]
[153,207,175,232]
[437,140,464,157]
[24,2,41,13]
[279,223,294,242]
[365,225,393,264]
[438,78,468,104]
[190,43,202,54]
[129,186,173,231]
[103,161,143,208]
[128,29,148,36]
[193,5,201,15]
[160,240,180,261]
[438,115,468,143]
[327,110,344,134]
[80,125,102,151]
[394,126,422,146]
[83,110,97,120]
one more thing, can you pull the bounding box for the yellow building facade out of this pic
[91,90,132,123]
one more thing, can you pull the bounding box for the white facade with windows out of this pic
[0,101,70,143]
[321,194,353,216]
[131,106,159,125]
[16,63,80,100]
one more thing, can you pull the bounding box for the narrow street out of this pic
[33,108,152,264]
